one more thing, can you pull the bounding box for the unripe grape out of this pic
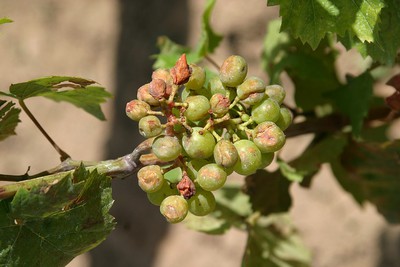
[219,55,248,87]
[251,98,280,124]
[137,83,160,106]
[139,115,163,138]
[137,165,164,193]
[210,93,230,117]
[265,84,286,105]
[213,139,238,168]
[233,140,262,175]
[260,152,274,169]
[209,75,228,95]
[275,107,293,131]
[236,77,265,100]
[147,182,178,206]
[188,187,216,216]
[152,135,182,161]
[126,100,150,121]
[197,163,227,191]
[160,195,188,223]
[182,127,216,159]
[184,95,211,122]
[185,64,206,90]
[252,121,286,153]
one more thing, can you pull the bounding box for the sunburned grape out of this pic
[210,93,230,117]
[213,139,238,168]
[197,163,227,191]
[160,195,188,223]
[138,115,162,138]
[252,121,286,153]
[233,140,262,175]
[219,55,248,87]
[137,165,164,193]
[152,135,182,161]
[147,182,178,206]
[126,99,150,121]
[185,64,206,90]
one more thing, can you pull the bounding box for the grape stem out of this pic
[0,139,153,200]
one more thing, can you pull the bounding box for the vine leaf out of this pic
[153,0,222,69]
[268,0,385,50]
[4,76,112,120]
[327,72,374,136]
[331,140,400,223]
[0,18,13,25]
[245,170,291,216]
[262,19,340,111]
[0,166,115,266]
[278,135,348,184]
[339,0,400,65]
[242,213,311,267]
[0,100,21,141]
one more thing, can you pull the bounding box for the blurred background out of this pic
[1,0,400,266]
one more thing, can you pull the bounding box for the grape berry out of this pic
[126,54,292,223]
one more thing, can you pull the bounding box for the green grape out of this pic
[219,55,248,87]
[252,121,286,153]
[185,64,206,90]
[260,152,274,169]
[137,83,160,106]
[210,93,230,117]
[147,182,178,206]
[188,187,216,216]
[152,135,182,161]
[137,165,164,193]
[126,99,150,121]
[182,127,216,159]
[213,139,239,168]
[184,95,211,122]
[251,98,280,124]
[233,140,262,175]
[197,163,227,191]
[275,107,293,131]
[236,76,265,100]
[138,115,163,138]
[160,195,188,223]
[209,75,228,95]
[265,84,286,105]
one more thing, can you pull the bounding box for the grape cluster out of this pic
[126,54,292,223]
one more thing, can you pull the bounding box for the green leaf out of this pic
[152,0,222,69]
[278,135,348,184]
[0,18,13,25]
[262,21,340,111]
[0,100,21,141]
[194,0,223,57]
[331,140,400,223]
[262,19,291,83]
[8,77,112,120]
[245,170,291,216]
[0,167,115,266]
[339,0,400,65]
[327,72,374,136]
[242,213,311,267]
[268,0,385,50]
